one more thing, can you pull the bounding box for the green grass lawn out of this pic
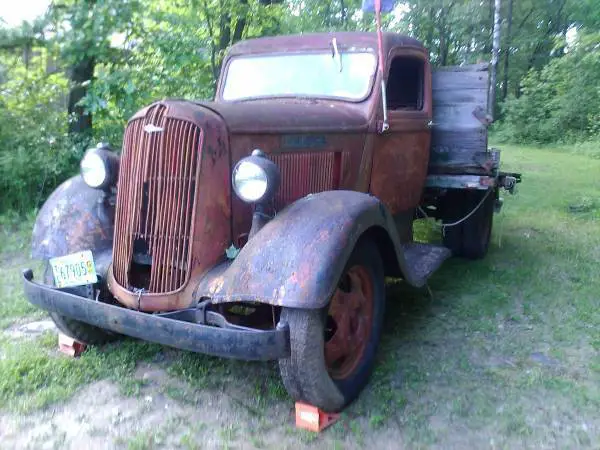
[0,144,598,449]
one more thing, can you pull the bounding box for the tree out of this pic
[48,0,142,136]
[199,0,285,86]
[501,0,513,100]
[402,0,495,66]
[497,32,600,143]
[489,0,501,117]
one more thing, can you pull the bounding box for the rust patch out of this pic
[108,101,231,312]
[192,191,425,309]
[31,176,114,261]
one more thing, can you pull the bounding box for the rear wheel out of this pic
[44,263,119,345]
[442,188,495,259]
[278,239,385,412]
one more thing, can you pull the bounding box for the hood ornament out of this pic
[144,124,163,133]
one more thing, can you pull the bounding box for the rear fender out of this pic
[31,176,114,277]
[194,190,421,309]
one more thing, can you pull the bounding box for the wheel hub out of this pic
[325,265,374,380]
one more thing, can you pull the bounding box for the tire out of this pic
[278,238,386,412]
[442,188,495,260]
[44,263,119,346]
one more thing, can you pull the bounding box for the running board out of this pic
[401,242,452,284]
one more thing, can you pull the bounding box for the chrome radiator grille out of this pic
[113,104,203,293]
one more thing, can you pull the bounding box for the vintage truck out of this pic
[23,32,519,412]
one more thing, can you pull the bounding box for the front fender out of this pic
[31,176,114,271]
[194,190,418,309]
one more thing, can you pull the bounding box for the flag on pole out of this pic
[361,0,397,13]
[362,0,394,132]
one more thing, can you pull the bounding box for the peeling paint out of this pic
[31,176,114,261]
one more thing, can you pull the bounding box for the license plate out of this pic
[49,250,98,288]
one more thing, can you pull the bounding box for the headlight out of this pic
[80,143,119,190]
[81,151,107,188]
[232,150,280,203]
[233,161,268,202]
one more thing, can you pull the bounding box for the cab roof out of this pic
[227,32,425,57]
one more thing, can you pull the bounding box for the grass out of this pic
[0,143,599,448]
[0,212,45,328]
[0,333,163,412]
[352,143,600,447]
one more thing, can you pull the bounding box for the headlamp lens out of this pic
[81,151,107,188]
[233,161,268,202]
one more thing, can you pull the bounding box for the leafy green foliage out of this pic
[495,32,600,144]
[0,54,86,212]
[1,0,600,213]
[0,334,162,412]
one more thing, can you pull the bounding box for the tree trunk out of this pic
[67,56,95,135]
[232,0,249,43]
[488,0,501,118]
[23,43,32,70]
[204,0,283,91]
[502,0,513,100]
[440,33,449,66]
[425,6,434,51]
[67,0,96,136]
[483,0,494,54]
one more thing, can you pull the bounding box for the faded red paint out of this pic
[106,32,434,312]
[368,48,432,214]
[326,265,374,380]
[227,133,365,243]
[109,101,231,311]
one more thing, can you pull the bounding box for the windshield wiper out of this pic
[330,37,343,72]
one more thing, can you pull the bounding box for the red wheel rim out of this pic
[325,265,374,380]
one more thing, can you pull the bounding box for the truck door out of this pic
[369,50,432,216]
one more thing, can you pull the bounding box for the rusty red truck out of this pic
[23,32,520,412]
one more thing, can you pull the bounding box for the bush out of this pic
[495,32,600,145]
[0,63,87,213]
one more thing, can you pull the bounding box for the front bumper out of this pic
[22,269,290,361]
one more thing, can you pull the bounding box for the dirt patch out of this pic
[0,366,348,450]
[0,374,254,449]
[4,320,56,340]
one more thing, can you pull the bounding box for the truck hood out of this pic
[194,100,370,134]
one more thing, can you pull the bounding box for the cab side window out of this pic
[386,56,424,110]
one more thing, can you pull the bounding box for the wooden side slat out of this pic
[430,64,491,174]
[432,70,488,91]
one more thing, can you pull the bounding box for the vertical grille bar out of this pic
[113,104,202,294]
[149,115,175,292]
[270,152,348,210]
[166,119,184,292]
[156,119,180,293]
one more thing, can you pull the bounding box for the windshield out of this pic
[222,52,377,101]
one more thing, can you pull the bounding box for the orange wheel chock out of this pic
[58,333,87,357]
[295,402,340,432]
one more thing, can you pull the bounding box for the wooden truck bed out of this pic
[427,63,497,189]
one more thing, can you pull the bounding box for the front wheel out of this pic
[278,238,385,412]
